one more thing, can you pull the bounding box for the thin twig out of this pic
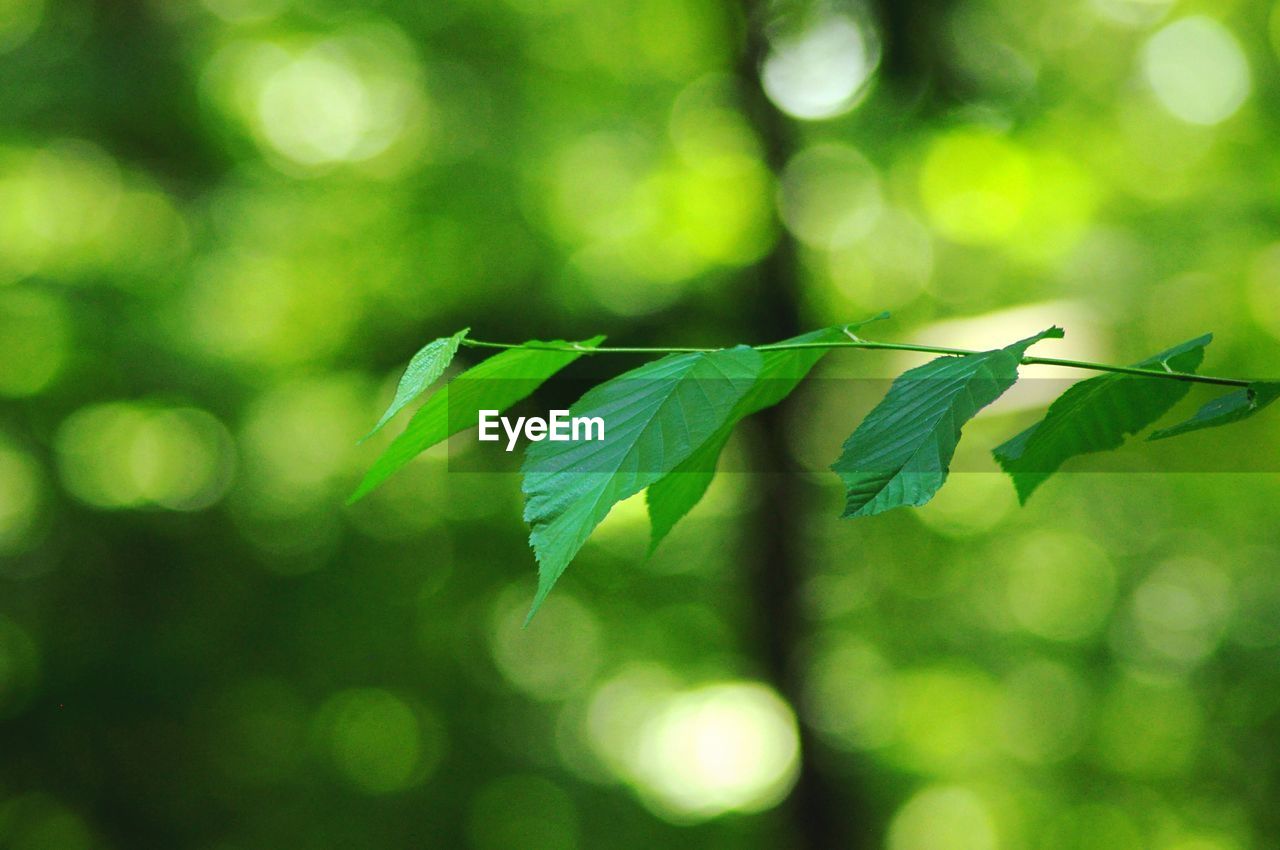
[459,337,1252,389]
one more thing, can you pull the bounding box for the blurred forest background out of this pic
[3,0,1280,847]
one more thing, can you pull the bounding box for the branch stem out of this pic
[459,337,1251,389]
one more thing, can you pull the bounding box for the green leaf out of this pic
[993,333,1211,503]
[833,327,1063,518]
[361,328,469,442]
[645,314,889,553]
[522,346,762,618]
[349,336,604,503]
[1148,381,1280,441]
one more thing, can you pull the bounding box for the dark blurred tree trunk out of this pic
[732,5,870,849]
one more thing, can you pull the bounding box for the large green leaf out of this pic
[993,334,1211,503]
[522,346,762,618]
[349,336,604,502]
[645,315,889,553]
[1148,381,1280,441]
[833,327,1063,518]
[361,328,468,442]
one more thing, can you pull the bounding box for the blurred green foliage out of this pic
[2,0,1280,847]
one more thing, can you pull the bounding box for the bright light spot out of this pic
[669,74,761,164]
[205,27,428,173]
[915,473,1015,537]
[316,688,443,794]
[1104,96,1215,202]
[1143,17,1250,126]
[662,153,774,266]
[0,143,182,284]
[920,139,1095,259]
[0,0,44,54]
[920,128,1029,244]
[762,13,879,120]
[888,785,998,850]
[1247,242,1280,343]
[778,143,881,249]
[890,667,998,772]
[0,288,68,397]
[1002,531,1116,642]
[184,249,362,366]
[0,440,43,556]
[0,140,122,280]
[490,587,602,700]
[590,490,649,542]
[585,671,798,822]
[1091,0,1173,28]
[56,404,235,511]
[827,206,932,311]
[632,682,799,821]
[468,775,578,850]
[547,132,650,244]
[1008,151,1098,262]
[997,659,1089,764]
[804,638,896,750]
[632,0,730,80]
[902,301,1106,413]
[238,376,369,517]
[1128,559,1232,669]
[539,0,727,79]
[112,185,190,282]
[259,52,370,165]
[586,665,680,778]
[548,129,773,313]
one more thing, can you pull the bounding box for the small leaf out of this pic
[833,327,1063,518]
[993,333,1211,503]
[349,336,604,502]
[522,346,762,619]
[1148,381,1280,441]
[361,328,469,442]
[646,314,889,553]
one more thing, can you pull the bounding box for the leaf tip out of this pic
[1012,474,1041,505]
[524,584,551,627]
[346,478,375,505]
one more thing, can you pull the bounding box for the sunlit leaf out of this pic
[646,313,889,553]
[1148,381,1280,441]
[993,334,1211,503]
[349,336,604,502]
[361,328,469,442]
[833,327,1063,518]
[522,347,762,618]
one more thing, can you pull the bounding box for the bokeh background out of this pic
[3,0,1280,847]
